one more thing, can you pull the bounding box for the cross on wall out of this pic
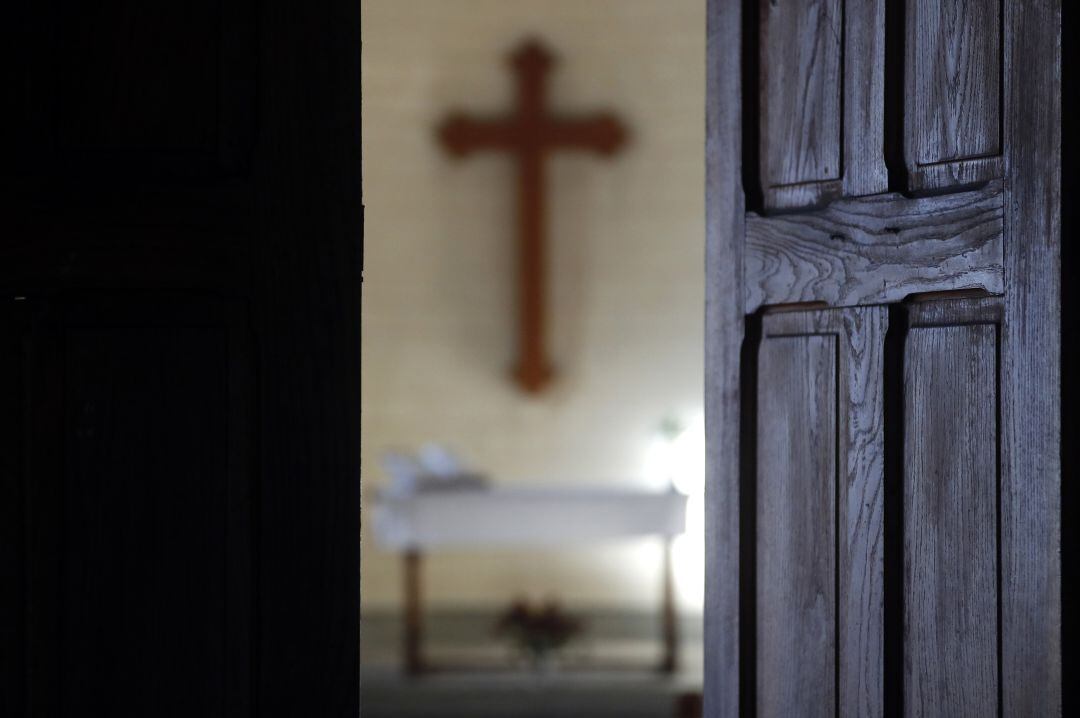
[438,39,628,394]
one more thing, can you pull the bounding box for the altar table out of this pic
[372,486,687,674]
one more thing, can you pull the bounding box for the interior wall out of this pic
[361,0,705,612]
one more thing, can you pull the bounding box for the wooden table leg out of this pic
[403,549,425,675]
[659,537,679,674]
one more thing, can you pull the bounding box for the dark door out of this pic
[0,2,362,716]
[705,1,1060,716]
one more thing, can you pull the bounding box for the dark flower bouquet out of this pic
[494,598,583,667]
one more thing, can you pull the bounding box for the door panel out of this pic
[904,0,1004,190]
[760,0,842,205]
[755,307,886,718]
[62,327,229,716]
[756,333,836,717]
[758,0,887,209]
[22,295,253,718]
[903,299,1001,717]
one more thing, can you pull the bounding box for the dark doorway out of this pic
[0,2,363,716]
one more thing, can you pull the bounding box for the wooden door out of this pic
[705,1,1060,716]
[0,1,362,716]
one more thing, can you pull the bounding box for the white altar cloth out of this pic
[372,486,687,551]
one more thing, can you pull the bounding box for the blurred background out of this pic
[361,1,705,716]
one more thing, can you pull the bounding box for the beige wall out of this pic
[361,0,705,612]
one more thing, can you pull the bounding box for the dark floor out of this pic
[361,610,703,718]
[362,668,699,718]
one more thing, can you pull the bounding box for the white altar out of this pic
[370,448,689,674]
[373,486,687,550]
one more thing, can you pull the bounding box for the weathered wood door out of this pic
[0,1,361,716]
[705,1,1060,716]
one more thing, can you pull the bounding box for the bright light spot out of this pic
[644,413,705,609]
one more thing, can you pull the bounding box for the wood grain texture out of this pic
[903,303,1000,717]
[746,180,1004,312]
[760,0,842,208]
[1000,0,1062,713]
[905,0,1004,190]
[835,309,887,718]
[716,1,1062,715]
[843,0,888,199]
[757,333,836,718]
[704,0,745,715]
[758,0,887,208]
[761,307,886,718]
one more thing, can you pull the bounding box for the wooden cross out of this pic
[439,39,627,394]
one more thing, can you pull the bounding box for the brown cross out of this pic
[439,39,627,394]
